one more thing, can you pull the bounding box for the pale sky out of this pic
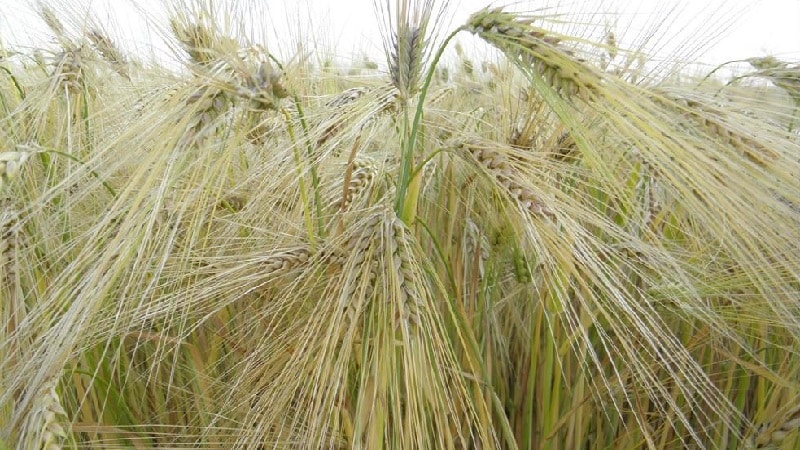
[1,0,798,71]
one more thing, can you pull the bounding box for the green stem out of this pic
[395,27,464,223]
[417,217,517,449]
[0,65,25,100]
[282,108,317,249]
[292,95,325,238]
[696,59,747,88]
[41,150,117,197]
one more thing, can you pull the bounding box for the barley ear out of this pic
[87,29,130,80]
[747,403,800,449]
[169,14,238,67]
[748,56,800,102]
[389,23,423,99]
[465,8,601,98]
[257,246,312,277]
[380,0,443,100]
[454,140,554,217]
[336,158,379,214]
[20,379,68,450]
[1,208,20,325]
[237,57,289,112]
[38,4,69,46]
[0,151,31,192]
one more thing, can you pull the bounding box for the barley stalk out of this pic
[511,246,533,284]
[171,14,287,119]
[36,5,86,93]
[318,86,398,148]
[326,209,424,327]
[199,246,313,302]
[379,0,446,102]
[196,231,312,273]
[605,30,618,62]
[39,5,67,44]
[173,29,288,145]
[235,58,288,112]
[0,205,23,393]
[326,87,370,109]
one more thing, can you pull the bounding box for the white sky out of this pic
[1,0,798,71]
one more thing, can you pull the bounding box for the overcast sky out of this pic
[1,0,798,69]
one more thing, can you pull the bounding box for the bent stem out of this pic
[40,149,117,198]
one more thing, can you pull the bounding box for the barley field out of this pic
[1,1,799,449]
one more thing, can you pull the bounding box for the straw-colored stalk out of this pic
[172,21,289,140]
[39,5,65,38]
[335,213,382,323]
[36,6,86,92]
[314,88,396,152]
[1,151,29,340]
[605,30,618,62]
[326,87,370,109]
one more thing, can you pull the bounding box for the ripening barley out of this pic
[19,379,68,450]
[0,1,798,449]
